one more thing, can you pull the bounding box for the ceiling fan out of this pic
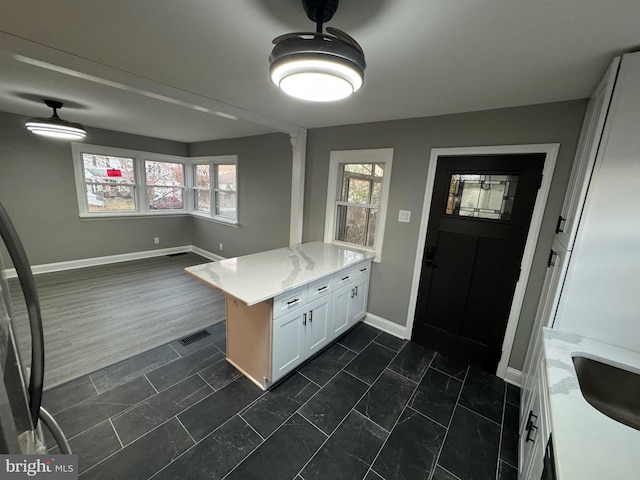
[269,0,366,102]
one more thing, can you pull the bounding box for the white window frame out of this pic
[188,155,238,226]
[72,144,238,225]
[145,158,187,212]
[324,148,393,262]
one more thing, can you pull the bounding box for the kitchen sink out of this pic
[572,355,640,431]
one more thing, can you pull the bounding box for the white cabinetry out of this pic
[330,260,371,339]
[520,54,623,475]
[272,295,333,380]
[272,308,306,380]
[272,276,333,381]
[519,358,551,480]
[553,51,640,350]
[521,50,640,477]
[271,259,371,384]
[554,58,619,251]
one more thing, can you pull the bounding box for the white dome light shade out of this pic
[271,58,363,102]
[25,100,87,140]
[25,120,87,140]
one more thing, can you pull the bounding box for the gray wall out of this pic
[0,110,191,265]
[188,133,292,258]
[303,100,588,370]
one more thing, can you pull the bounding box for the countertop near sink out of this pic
[185,241,374,306]
[542,328,640,479]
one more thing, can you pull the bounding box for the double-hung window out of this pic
[74,144,242,224]
[191,156,238,223]
[80,153,137,213]
[324,148,393,262]
[146,160,185,211]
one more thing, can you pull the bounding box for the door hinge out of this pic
[537,174,543,190]
[516,268,521,282]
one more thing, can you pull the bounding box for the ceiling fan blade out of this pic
[325,27,364,55]
[272,32,317,44]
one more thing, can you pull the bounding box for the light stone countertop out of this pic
[185,241,374,306]
[542,327,640,479]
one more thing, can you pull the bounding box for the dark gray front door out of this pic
[411,153,544,373]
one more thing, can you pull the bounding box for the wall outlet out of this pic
[154,237,160,244]
[219,243,223,251]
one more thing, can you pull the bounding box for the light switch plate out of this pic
[398,210,411,223]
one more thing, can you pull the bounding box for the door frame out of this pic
[405,144,560,379]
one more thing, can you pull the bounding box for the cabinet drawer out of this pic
[354,260,372,279]
[308,276,333,302]
[334,267,356,287]
[273,286,307,319]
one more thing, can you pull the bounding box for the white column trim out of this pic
[289,130,307,246]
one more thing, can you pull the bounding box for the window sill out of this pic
[190,212,239,227]
[330,240,380,263]
[78,210,238,227]
[79,211,188,219]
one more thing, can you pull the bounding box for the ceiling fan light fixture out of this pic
[270,56,363,102]
[269,0,366,102]
[25,100,87,140]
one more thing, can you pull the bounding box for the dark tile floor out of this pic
[43,321,520,480]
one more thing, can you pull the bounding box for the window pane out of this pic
[195,189,211,213]
[86,185,135,212]
[195,165,210,188]
[339,163,383,205]
[217,164,236,191]
[335,205,377,248]
[446,174,519,220]
[215,191,237,220]
[83,154,134,184]
[148,187,184,210]
[145,161,184,186]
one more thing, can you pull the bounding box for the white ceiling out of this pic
[0,0,638,143]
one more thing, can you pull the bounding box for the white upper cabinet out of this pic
[555,58,619,251]
[555,51,640,352]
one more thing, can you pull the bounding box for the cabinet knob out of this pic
[303,313,307,326]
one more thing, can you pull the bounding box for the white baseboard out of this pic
[364,313,408,339]
[191,246,225,262]
[504,367,523,388]
[3,245,222,278]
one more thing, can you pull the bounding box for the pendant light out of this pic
[269,0,366,102]
[25,100,87,140]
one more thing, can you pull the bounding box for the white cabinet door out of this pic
[331,283,352,339]
[272,308,305,381]
[349,276,369,326]
[555,58,619,250]
[520,374,542,479]
[306,296,332,355]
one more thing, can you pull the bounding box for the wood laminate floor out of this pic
[8,252,225,388]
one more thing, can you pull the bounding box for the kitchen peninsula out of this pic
[185,242,374,389]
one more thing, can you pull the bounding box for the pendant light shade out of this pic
[25,100,87,140]
[269,0,366,102]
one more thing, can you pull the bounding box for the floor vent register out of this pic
[179,330,211,346]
